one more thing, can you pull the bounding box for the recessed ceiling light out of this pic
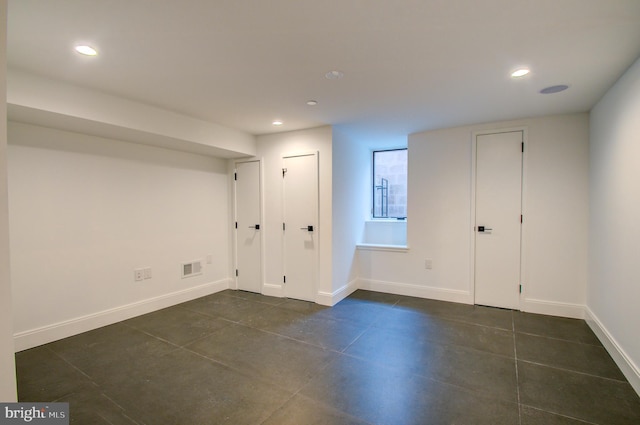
[511,68,530,78]
[306,100,318,106]
[325,70,344,80]
[272,120,283,126]
[540,85,569,94]
[75,45,97,56]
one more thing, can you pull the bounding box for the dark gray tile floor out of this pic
[15,289,640,424]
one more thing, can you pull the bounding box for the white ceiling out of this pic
[7,0,640,143]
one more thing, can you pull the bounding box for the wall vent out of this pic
[181,260,203,278]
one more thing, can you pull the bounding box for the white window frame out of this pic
[371,147,408,220]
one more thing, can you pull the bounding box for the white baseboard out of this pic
[14,279,230,352]
[521,298,585,319]
[358,278,473,304]
[584,307,640,396]
[316,279,359,306]
[262,283,284,298]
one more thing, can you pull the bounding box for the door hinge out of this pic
[283,275,286,283]
[521,142,524,152]
[234,172,237,181]
[283,222,286,231]
[282,168,287,178]
[520,215,523,223]
[235,221,238,229]
[236,269,239,277]
[519,284,522,294]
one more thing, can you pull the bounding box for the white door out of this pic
[474,131,523,309]
[283,153,318,302]
[235,160,262,293]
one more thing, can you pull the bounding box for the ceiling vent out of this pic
[540,85,569,94]
[181,260,203,278]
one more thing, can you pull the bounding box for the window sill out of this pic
[356,243,409,253]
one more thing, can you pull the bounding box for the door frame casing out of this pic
[233,158,265,293]
[469,127,528,309]
[281,151,320,302]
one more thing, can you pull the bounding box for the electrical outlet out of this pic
[134,269,144,282]
[206,254,213,264]
[425,259,433,270]
[143,267,152,279]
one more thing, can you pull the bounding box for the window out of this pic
[372,148,407,219]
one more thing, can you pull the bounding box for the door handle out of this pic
[300,225,314,232]
[248,224,260,230]
[477,226,492,233]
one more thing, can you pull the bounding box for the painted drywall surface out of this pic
[521,114,589,308]
[0,0,18,401]
[7,70,256,158]
[331,128,368,295]
[359,113,589,312]
[362,221,407,245]
[589,57,640,380]
[255,126,333,301]
[330,128,406,297]
[8,122,230,335]
[359,125,473,302]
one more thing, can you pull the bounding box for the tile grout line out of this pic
[258,355,377,425]
[292,340,382,425]
[179,340,357,425]
[391,304,514,332]
[44,347,146,424]
[518,403,601,425]
[364,322,518,361]
[260,326,338,353]
[99,393,146,425]
[230,300,388,355]
[333,297,406,355]
[516,358,632,383]
[44,345,96,383]
[257,393,298,425]
[342,345,523,408]
[515,329,604,347]
[120,321,191,351]
[336,298,522,410]
[334,343,523,417]
[23,291,632,424]
[230,314,348,354]
[178,322,341,397]
[513,312,522,425]
[179,344,300,396]
[337,306,393,355]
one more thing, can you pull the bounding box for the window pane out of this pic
[373,149,407,218]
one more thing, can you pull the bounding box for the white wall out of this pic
[331,128,368,299]
[358,114,589,316]
[253,127,334,304]
[329,127,409,302]
[520,115,589,316]
[362,221,407,246]
[9,122,231,350]
[588,56,640,394]
[8,70,256,158]
[0,0,17,401]
[359,124,474,302]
